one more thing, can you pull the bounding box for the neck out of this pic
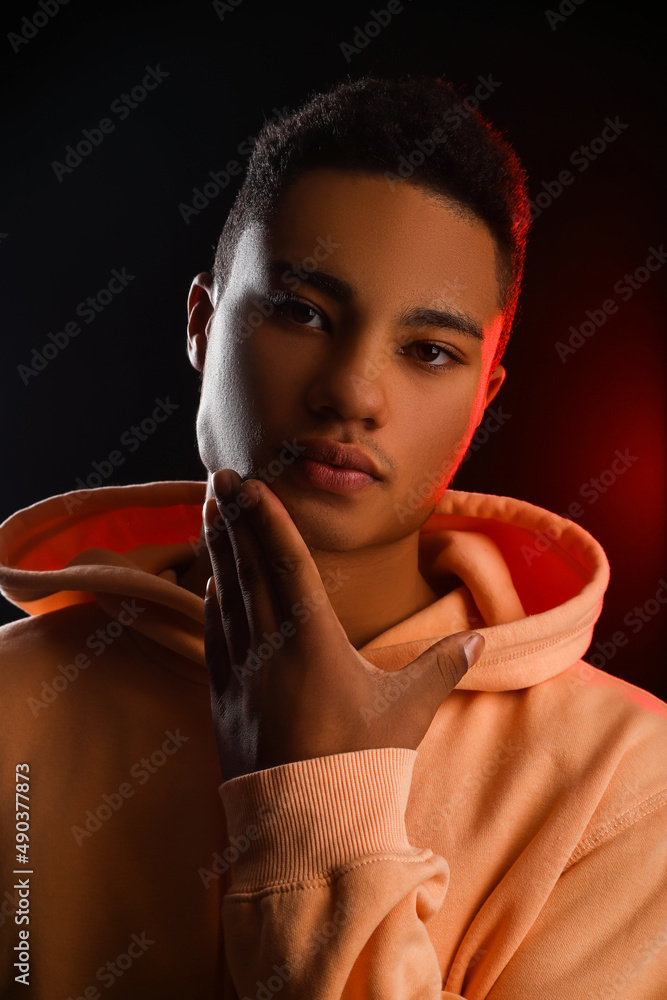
[177,526,439,650]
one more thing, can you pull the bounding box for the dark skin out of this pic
[182,169,506,778]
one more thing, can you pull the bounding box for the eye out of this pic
[265,291,326,329]
[399,341,463,370]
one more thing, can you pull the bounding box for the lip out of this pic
[292,457,378,495]
[293,437,383,480]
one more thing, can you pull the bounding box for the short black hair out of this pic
[212,73,531,370]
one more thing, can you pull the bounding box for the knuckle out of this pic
[267,553,302,579]
[435,649,464,691]
[206,509,227,537]
[220,606,236,633]
[234,555,260,588]
[213,510,228,534]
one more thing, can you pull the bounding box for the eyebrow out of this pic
[269,258,485,342]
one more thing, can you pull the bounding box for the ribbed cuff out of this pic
[219,747,418,892]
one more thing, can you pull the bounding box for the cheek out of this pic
[401,380,478,453]
[391,389,480,503]
[238,334,301,424]
[398,437,464,506]
[196,339,260,468]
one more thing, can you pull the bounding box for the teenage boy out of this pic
[1,75,665,999]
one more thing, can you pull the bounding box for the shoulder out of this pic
[0,601,112,657]
[0,601,138,705]
[555,658,667,730]
[545,661,667,843]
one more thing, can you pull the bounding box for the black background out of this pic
[1,0,665,699]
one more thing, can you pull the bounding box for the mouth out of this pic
[294,437,383,480]
[290,437,383,496]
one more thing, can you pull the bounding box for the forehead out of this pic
[262,168,503,324]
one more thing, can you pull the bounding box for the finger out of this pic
[212,470,284,650]
[204,493,250,670]
[234,477,337,638]
[203,574,231,699]
[396,631,485,722]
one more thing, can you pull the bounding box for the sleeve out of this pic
[218,747,667,1000]
[218,746,451,999]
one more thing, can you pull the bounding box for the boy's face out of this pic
[187,168,506,551]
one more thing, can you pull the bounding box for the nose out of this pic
[303,329,394,426]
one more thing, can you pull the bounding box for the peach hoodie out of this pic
[1,481,666,1000]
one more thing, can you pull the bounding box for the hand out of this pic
[203,468,485,781]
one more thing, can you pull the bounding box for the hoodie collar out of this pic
[0,481,609,691]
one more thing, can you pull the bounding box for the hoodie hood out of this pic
[0,481,609,691]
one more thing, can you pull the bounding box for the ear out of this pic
[483,363,506,410]
[471,364,506,430]
[187,272,216,372]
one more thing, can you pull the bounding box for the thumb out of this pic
[408,630,485,702]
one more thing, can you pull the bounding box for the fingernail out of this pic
[463,633,485,667]
[205,575,216,599]
[212,469,232,500]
